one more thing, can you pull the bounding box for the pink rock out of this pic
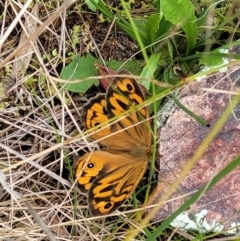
[150,64,240,232]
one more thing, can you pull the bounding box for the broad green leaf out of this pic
[155,17,172,39]
[61,54,145,93]
[161,0,197,54]
[107,59,145,74]
[133,19,147,34]
[145,13,162,46]
[60,54,99,93]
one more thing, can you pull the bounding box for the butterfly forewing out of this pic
[81,94,112,142]
[106,70,151,148]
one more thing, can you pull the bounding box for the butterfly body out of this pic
[74,70,152,216]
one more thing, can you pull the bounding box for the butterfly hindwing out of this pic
[89,152,148,216]
[74,151,148,216]
[74,151,107,193]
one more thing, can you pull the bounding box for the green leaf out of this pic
[60,54,99,93]
[155,17,172,39]
[199,49,228,67]
[107,59,145,75]
[86,0,98,12]
[60,54,145,93]
[133,19,147,35]
[140,53,161,89]
[161,0,197,54]
[145,13,162,45]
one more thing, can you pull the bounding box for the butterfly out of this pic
[74,69,152,216]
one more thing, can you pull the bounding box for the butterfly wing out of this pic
[74,151,148,216]
[106,70,152,151]
[77,70,152,216]
[81,70,152,151]
[81,93,132,147]
[81,94,112,141]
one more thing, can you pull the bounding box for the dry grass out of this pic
[0,1,160,240]
[1,0,239,240]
